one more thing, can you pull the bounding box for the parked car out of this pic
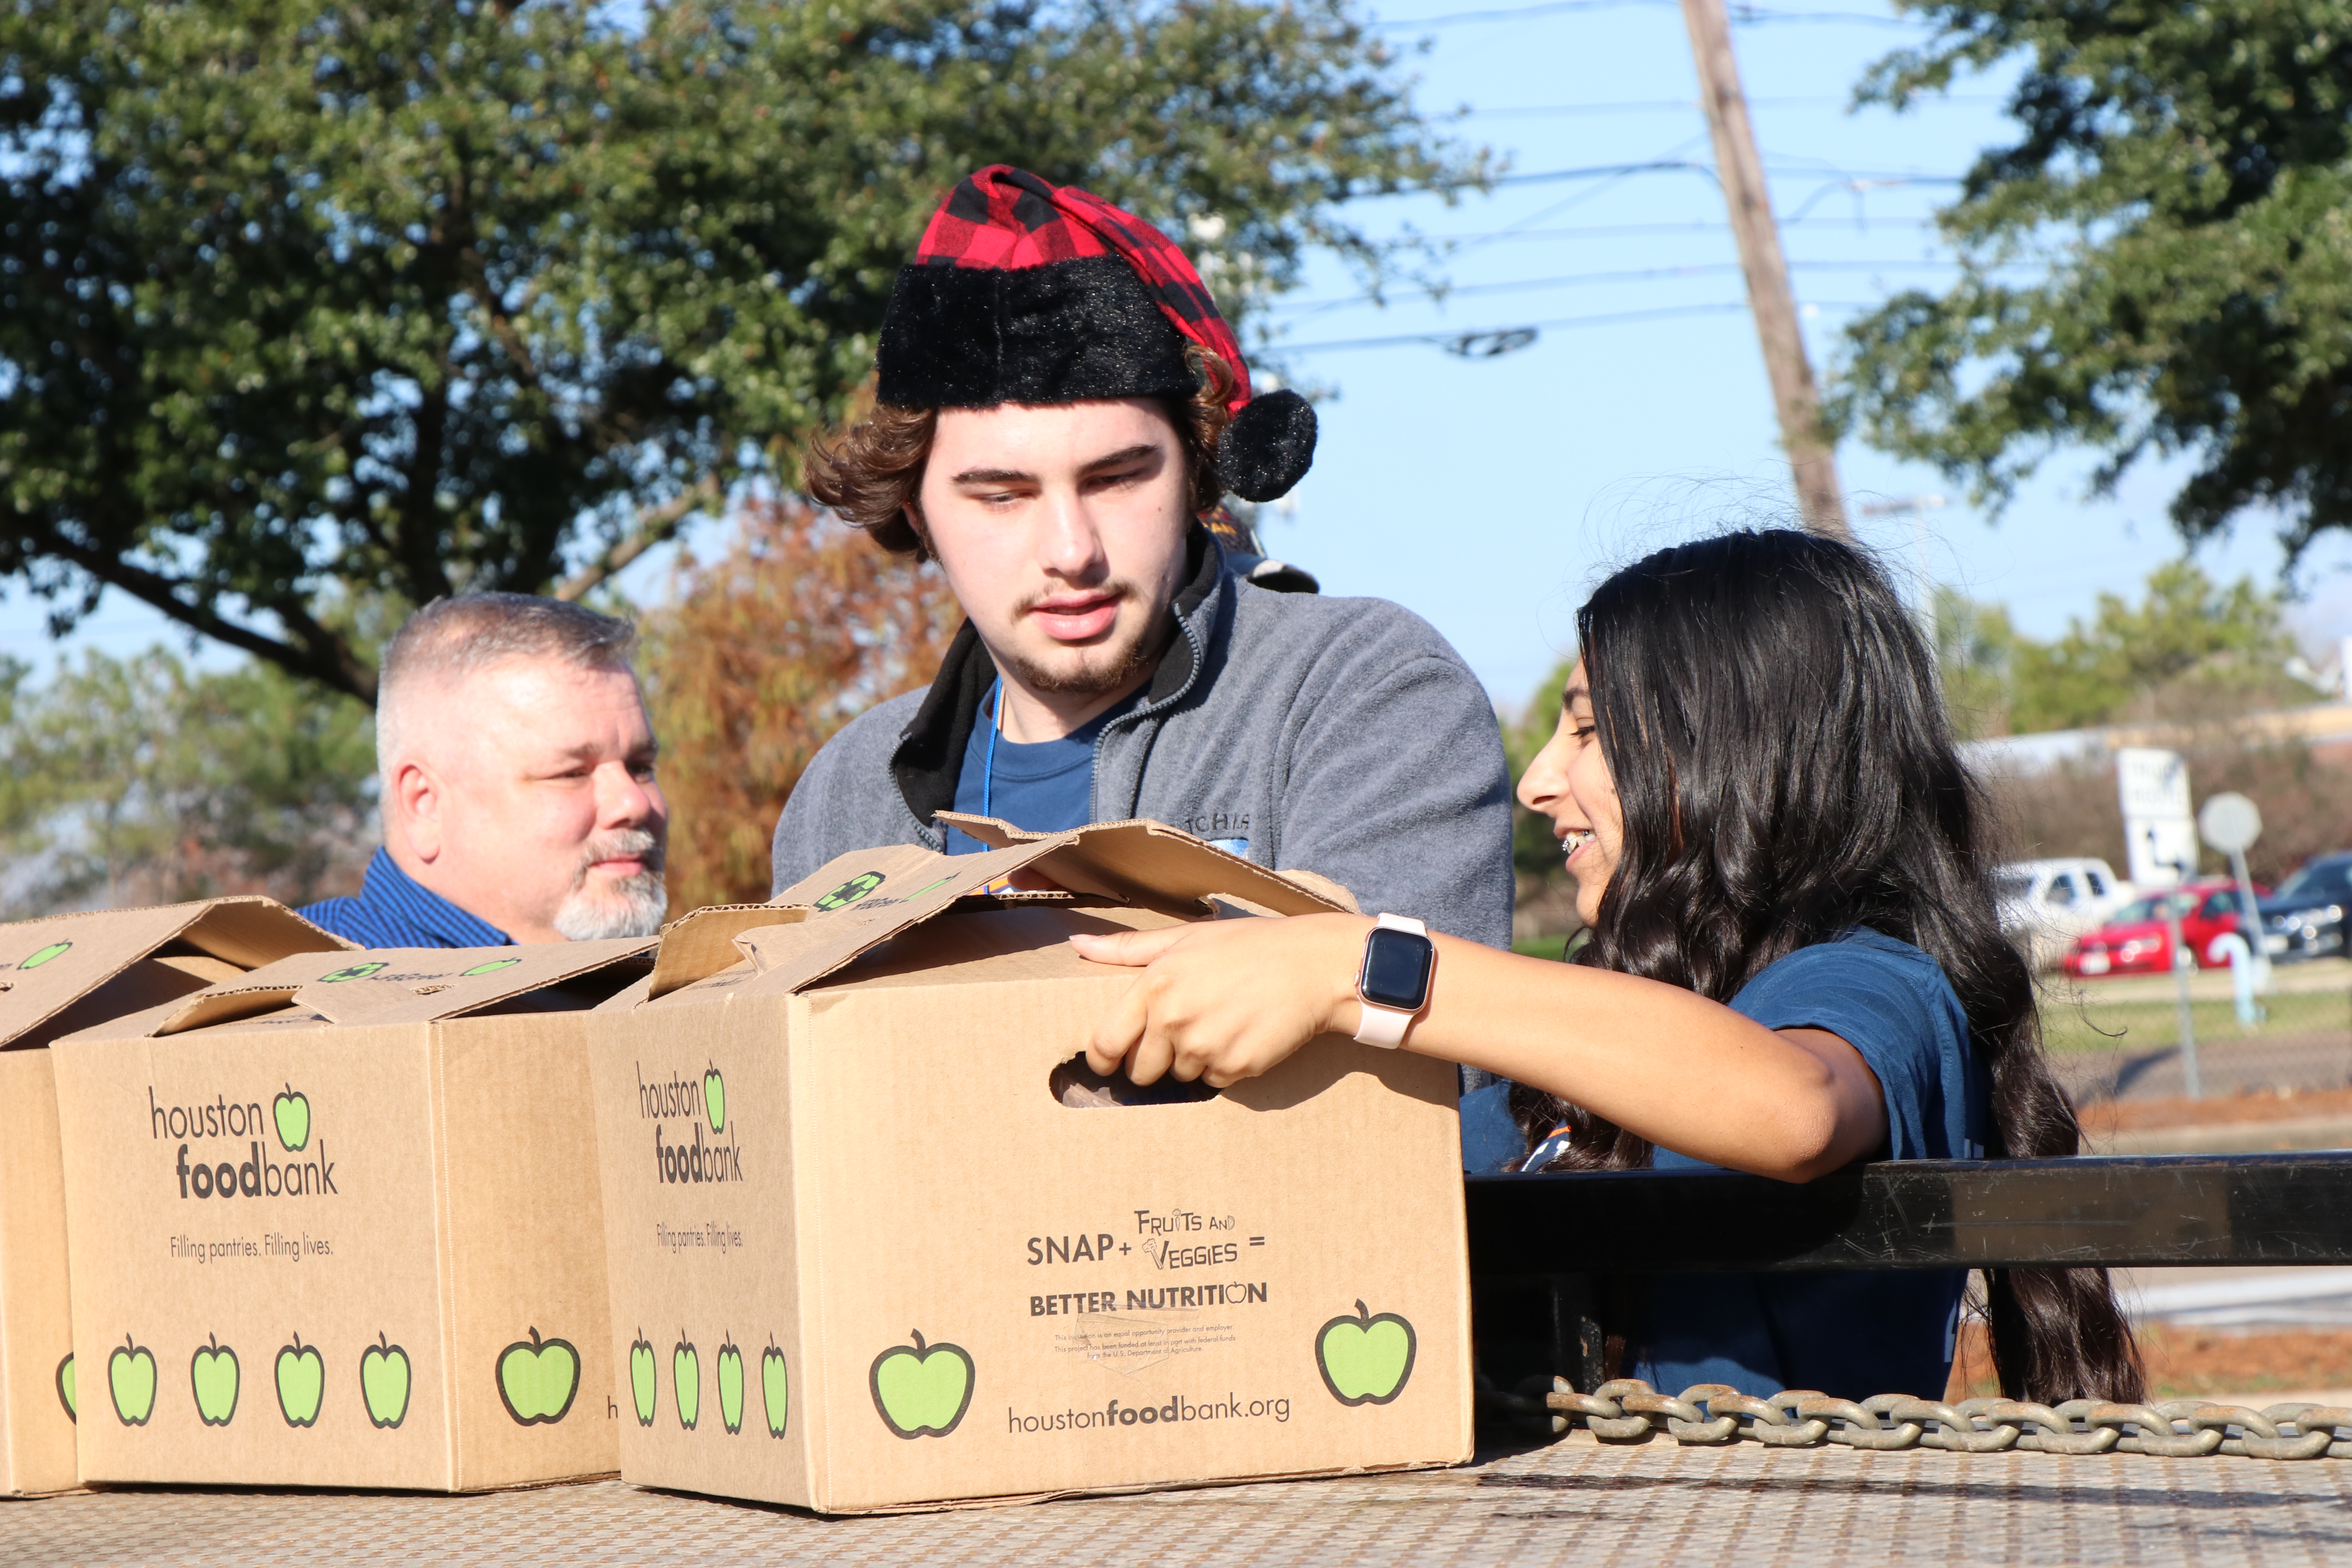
[2062,878,2267,978]
[2256,852,2352,962]
[1994,858,2133,970]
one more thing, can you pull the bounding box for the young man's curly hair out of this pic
[804,348,1237,561]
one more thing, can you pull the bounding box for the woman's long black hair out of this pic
[1514,528,2143,1404]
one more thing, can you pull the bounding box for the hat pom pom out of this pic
[1216,389,1317,502]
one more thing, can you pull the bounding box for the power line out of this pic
[1370,0,1919,28]
[1271,299,1876,354]
[1374,216,1938,245]
[1457,93,2007,116]
[1381,161,1962,194]
[1483,158,1719,189]
[1269,257,1975,314]
[1373,0,1670,27]
[1282,303,1746,352]
[1733,8,1918,22]
[1732,8,1920,22]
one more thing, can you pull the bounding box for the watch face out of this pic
[1359,928,1434,1011]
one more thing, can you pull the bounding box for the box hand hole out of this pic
[1049,1054,1218,1109]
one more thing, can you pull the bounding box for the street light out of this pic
[1857,494,1949,648]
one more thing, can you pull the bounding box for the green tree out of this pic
[1932,561,2317,737]
[0,648,375,915]
[1831,0,2352,554]
[1501,655,1572,887]
[2007,561,2309,732]
[0,0,1479,701]
[1930,584,2020,741]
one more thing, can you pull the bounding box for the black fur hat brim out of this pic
[876,254,1318,499]
[878,256,1197,408]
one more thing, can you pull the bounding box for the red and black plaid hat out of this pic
[875,166,1316,503]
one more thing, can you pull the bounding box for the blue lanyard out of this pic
[981,679,1003,820]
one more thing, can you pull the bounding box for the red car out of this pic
[2062,878,2269,978]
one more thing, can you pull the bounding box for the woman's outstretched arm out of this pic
[1072,915,1888,1183]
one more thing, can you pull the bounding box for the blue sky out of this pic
[11,0,2349,710]
[1263,0,2352,706]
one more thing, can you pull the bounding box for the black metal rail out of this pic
[1466,1152,2352,1273]
[1464,1152,2352,1401]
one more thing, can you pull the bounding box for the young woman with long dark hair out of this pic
[1072,528,2141,1404]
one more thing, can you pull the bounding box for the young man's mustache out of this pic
[1016,579,1141,617]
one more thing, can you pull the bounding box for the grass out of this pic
[1949,1321,2352,1401]
[2038,990,2352,1055]
[1501,941,2350,1058]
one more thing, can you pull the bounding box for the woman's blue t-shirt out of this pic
[1465,928,1990,1401]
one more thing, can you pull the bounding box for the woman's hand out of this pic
[1070,915,1370,1088]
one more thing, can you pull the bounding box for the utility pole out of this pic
[1677,0,1849,539]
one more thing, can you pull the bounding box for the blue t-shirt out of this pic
[1637,929,1987,1401]
[944,689,1141,853]
[1463,928,1989,1400]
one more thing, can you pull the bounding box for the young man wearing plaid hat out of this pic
[770,166,1512,952]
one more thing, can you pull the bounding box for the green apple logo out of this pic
[814,871,885,911]
[673,1332,700,1430]
[361,1333,411,1430]
[1316,1301,1417,1407]
[703,1065,726,1133]
[869,1330,973,1439]
[716,1333,745,1435]
[109,1336,156,1426]
[629,1331,657,1426]
[273,1084,311,1152]
[318,961,388,983]
[760,1338,788,1439]
[494,1328,580,1426]
[191,1334,240,1426]
[19,939,71,970]
[276,1332,325,1428]
[56,1352,75,1423]
[459,958,521,976]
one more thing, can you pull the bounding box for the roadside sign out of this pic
[2118,746,2195,886]
[2132,817,2200,888]
[2118,747,2192,820]
[2198,792,2263,855]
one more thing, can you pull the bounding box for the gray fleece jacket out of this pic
[769,528,1515,949]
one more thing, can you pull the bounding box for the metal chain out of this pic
[1483,1378,2352,1459]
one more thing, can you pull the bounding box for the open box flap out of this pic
[76,938,659,1039]
[938,813,1347,918]
[646,905,810,1000]
[770,840,1013,910]
[721,840,1051,998]
[700,818,1347,1003]
[174,897,358,969]
[0,896,351,1050]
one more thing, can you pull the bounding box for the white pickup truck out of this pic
[1994,857,2135,971]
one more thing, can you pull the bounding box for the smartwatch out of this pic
[1354,913,1436,1047]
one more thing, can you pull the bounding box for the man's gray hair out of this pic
[376,593,641,780]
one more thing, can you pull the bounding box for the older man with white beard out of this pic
[298,593,670,947]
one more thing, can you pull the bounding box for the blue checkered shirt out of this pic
[297,848,513,949]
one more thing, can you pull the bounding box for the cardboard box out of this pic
[51,937,655,1490]
[0,899,349,1497]
[587,818,1472,1514]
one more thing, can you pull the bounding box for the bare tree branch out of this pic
[555,478,722,603]
[32,526,378,704]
